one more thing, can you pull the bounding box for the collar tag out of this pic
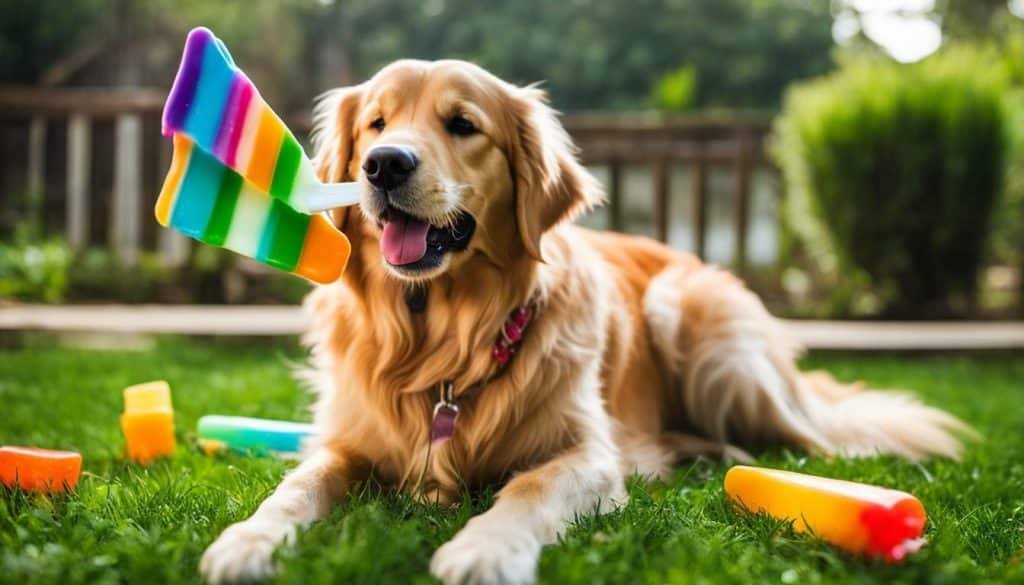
[430,381,459,445]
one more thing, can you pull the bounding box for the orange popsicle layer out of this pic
[294,212,351,283]
[246,107,285,193]
[122,412,176,463]
[724,465,926,562]
[155,135,193,226]
[0,446,82,493]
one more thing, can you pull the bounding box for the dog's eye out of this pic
[370,117,386,131]
[446,115,477,136]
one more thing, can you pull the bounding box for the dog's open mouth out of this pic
[377,207,476,271]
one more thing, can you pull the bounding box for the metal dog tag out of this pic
[430,381,459,445]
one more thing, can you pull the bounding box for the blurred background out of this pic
[0,0,1021,320]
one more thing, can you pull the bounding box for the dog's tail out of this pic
[788,368,977,460]
[680,333,976,461]
[646,263,977,461]
[679,329,977,460]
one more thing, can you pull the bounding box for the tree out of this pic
[326,0,833,111]
[1,0,835,112]
[0,0,110,84]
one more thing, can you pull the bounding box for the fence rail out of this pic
[4,304,1023,350]
[0,87,774,272]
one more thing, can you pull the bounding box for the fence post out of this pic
[67,113,92,250]
[112,113,142,267]
[608,160,623,231]
[691,156,708,258]
[732,129,753,272]
[27,115,46,203]
[652,159,669,243]
[1019,258,1024,318]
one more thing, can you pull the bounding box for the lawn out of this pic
[0,336,1022,584]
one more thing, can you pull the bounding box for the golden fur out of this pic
[201,60,972,585]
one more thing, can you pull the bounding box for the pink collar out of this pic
[430,303,536,444]
[492,305,535,365]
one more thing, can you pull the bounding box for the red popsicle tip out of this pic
[860,502,927,562]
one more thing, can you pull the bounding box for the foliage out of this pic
[0,236,311,305]
[992,34,1024,309]
[62,247,312,305]
[0,0,834,112]
[940,0,1023,40]
[1,338,1023,583]
[993,86,1024,272]
[64,249,171,304]
[939,3,1024,283]
[0,197,71,303]
[0,0,108,84]
[774,48,1010,316]
[0,236,71,303]
[333,0,833,111]
[651,66,697,112]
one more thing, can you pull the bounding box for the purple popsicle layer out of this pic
[158,26,361,214]
[162,27,211,136]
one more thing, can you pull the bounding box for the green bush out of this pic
[0,237,71,303]
[995,36,1024,313]
[994,89,1024,276]
[774,49,1009,316]
[65,248,173,303]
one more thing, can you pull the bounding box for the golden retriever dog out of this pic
[200,60,970,585]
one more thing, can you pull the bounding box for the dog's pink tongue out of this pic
[381,213,430,265]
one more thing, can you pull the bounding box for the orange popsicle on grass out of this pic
[0,446,82,493]
[121,381,176,463]
[724,465,927,562]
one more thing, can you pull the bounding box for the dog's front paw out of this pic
[199,520,291,584]
[430,521,541,585]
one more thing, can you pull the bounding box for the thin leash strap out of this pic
[413,436,434,496]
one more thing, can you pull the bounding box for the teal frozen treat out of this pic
[197,415,315,455]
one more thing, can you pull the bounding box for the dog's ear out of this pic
[312,84,364,230]
[509,87,604,262]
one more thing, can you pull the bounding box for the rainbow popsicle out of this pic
[163,26,359,214]
[724,466,927,562]
[157,134,350,283]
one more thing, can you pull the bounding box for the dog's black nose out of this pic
[362,146,418,190]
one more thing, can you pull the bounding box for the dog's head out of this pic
[312,59,602,282]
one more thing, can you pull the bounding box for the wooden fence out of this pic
[567,116,772,271]
[0,87,182,266]
[0,87,774,272]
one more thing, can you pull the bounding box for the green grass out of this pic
[1,336,1022,584]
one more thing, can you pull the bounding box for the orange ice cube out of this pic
[121,381,176,463]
